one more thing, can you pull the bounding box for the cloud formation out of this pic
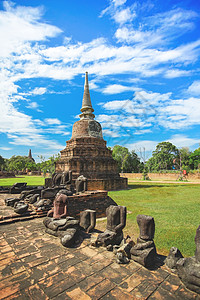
[0,0,199,156]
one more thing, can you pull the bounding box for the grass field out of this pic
[0,176,199,257]
[0,176,45,186]
[108,182,200,257]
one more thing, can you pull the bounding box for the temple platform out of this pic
[0,213,199,299]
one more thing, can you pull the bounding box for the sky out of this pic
[0,0,200,162]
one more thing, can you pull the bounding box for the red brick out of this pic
[87,279,116,299]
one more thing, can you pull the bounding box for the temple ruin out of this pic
[56,72,127,190]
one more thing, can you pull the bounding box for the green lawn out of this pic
[0,176,45,186]
[109,182,200,257]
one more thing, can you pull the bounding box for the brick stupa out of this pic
[56,72,128,190]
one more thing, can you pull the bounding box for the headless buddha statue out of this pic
[96,205,126,247]
[43,191,79,247]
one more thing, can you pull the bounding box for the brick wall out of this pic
[120,173,200,181]
[66,191,117,217]
[87,177,128,191]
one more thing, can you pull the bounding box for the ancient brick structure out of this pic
[56,72,127,190]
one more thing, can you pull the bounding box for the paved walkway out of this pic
[0,197,199,299]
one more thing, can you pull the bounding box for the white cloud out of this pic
[0,1,61,57]
[168,134,199,148]
[134,90,171,104]
[32,87,47,95]
[0,147,12,150]
[8,133,64,150]
[187,81,200,96]
[26,101,41,111]
[134,129,152,135]
[45,118,61,125]
[128,140,158,152]
[113,0,127,7]
[115,27,160,45]
[127,134,199,156]
[102,84,136,94]
[113,8,135,25]
[165,69,191,78]
[0,1,200,152]
[160,97,200,128]
[102,129,120,137]
[100,100,133,112]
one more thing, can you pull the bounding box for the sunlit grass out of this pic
[0,176,45,186]
[108,182,200,257]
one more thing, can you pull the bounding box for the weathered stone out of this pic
[116,251,130,264]
[137,214,155,241]
[177,257,200,294]
[44,217,80,247]
[95,205,126,247]
[5,197,20,207]
[176,225,200,294]
[130,214,157,268]
[114,237,135,264]
[14,201,29,214]
[75,175,87,193]
[47,192,68,219]
[41,187,60,199]
[44,192,80,247]
[20,187,43,199]
[165,247,183,269]
[61,171,72,185]
[34,198,52,211]
[52,172,62,186]
[131,246,157,268]
[79,209,96,233]
[27,194,40,204]
[195,225,200,263]
[9,182,27,194]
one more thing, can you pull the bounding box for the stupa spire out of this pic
[28,149,35,162]
[80,72,95,120]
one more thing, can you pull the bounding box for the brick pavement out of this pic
[0,193,199,300]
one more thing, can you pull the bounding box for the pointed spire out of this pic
[80,72,95,120]
[28,149,32,159]
[28,149,35,162]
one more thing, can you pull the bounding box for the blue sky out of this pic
[0,0,200,162]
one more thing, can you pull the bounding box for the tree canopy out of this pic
[146,142,179,171]
[7,155,37,172]
[112,145,141,173]
[0,155,6,171]
[189,147,200,170]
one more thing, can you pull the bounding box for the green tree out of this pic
[177,147,191,172]
[0,155,6,171]
[7,155,37,172]
[37,154,61,176]
[146,142,179,172]
[112,145,140,173]
[189,147,200,170]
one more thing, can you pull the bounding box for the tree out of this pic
[112,145,140,173]
[0,155,6,171]
[7,155,37,172]
[146,142,179,172]
[37,154,61,176]
[189,147,200,170]
[176,147,191,173]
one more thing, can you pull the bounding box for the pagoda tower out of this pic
[56,72,127,190]
[28,149,35,162]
